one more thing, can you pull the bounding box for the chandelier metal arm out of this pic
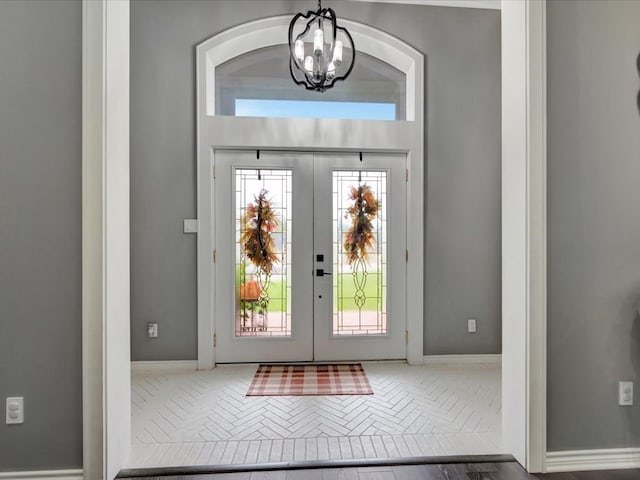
[287,11,318,87]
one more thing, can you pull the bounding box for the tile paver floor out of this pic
[129,363,502,468]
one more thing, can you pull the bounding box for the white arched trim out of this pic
[196,16,424,369]
[199,15,421,120]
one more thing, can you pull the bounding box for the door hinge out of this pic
[213,249,216,262]
[406,250,409,262]
[405,330,409,345]
[406,168,409,182]
[213,334,217,348]
[212,165,216,178]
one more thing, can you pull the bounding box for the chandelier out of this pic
[288,0,356,92]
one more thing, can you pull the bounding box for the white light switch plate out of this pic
[148,323,158,338]
[183,219,198,233]
[6,397,24,424]
[468,319,477,333]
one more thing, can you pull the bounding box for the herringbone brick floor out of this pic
[129,363,502,468]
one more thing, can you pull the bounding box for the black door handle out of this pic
[316,269,332,277]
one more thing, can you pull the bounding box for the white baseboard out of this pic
[133,357,501,371]
[423,354,501,365]
[131,360,198,374]
[546,448,640,472]
[0,470,83,480]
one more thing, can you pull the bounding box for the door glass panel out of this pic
[332,171,387,335]
[235,169,292,336]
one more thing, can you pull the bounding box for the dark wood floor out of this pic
[117,462,640,479]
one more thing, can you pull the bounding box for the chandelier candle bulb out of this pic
[304,56,314,73]
[333,40,343,65]
[294,39,305,62]
[313,28,324,56]
[327,62,336,80]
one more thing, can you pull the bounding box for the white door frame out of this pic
[83,1,548,477]
[213,151,407,363]
[198,119,422,365]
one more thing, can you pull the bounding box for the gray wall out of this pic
[0,0,83,472]
[130,0,502,359]
[547,0,640,450]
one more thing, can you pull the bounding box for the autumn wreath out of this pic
[240,189,280,274]
[343,184,380,265]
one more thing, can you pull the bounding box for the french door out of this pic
[214,150,406,363]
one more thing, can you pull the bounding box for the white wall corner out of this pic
[82,0,130,479]
[546,448,640,473]
[501,0,547,473]
[525,0,548,473]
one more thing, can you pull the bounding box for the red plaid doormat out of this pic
[246,364,374,396]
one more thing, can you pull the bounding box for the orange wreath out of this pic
[240,190,280,274]
[343,184,380,265]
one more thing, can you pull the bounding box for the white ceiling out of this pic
[349,0,501,11]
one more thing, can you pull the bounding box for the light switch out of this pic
[183,219,198,233]
[468,319,477,333]
[148,323,158,338]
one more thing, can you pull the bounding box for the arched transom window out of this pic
[199,16,421,121]
[215,44,406,120]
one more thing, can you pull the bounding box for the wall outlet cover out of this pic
[6,397,24,424]
[468,319,477,333]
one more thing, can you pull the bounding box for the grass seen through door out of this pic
[251,272,383,312]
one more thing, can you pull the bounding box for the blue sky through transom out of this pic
[235,99,396,121]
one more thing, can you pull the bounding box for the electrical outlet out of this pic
[619,381,633,406]
[147,323,158,338]
[468,319,477,333]
[6,397,24,424]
